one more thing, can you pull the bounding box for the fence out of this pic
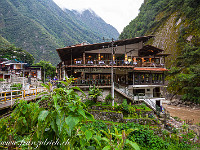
[0,87,47,107]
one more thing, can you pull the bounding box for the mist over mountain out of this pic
[65,8,119,41]
[0,0,119,64]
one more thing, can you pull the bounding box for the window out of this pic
[134,74,139,84]
[145,73,150,83]
[133,89,145,96]
[141,74,145,83]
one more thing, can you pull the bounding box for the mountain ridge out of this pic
[0,0,119,65]
[120,0,200,67]
[119,0,200,103]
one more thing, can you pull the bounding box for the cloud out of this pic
[53,0,144,33]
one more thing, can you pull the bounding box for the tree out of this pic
[0,44,35,64]
[34,60,56,81]
[167,44,200,103]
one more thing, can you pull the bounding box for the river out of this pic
[163,103,200,124]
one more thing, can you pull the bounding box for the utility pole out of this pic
[111,38,115,107]
[44,68,45,83]
[103,37,115,106]
[23,53,25,90]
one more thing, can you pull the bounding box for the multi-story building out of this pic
[56,36,170,110]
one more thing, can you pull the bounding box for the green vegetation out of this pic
[0,78,199,149]
[34,60,56,80]
[167,44,200,103]
[120,0,200,103]
[0,0,119,65]
[115,99,152,115]
[0,44,34,65]
[10,83,22,90]
[120,0,200,39]
[89,85,102,103]
[82,121,198,150]
[0,78,5,81]
[0,35,10,46]
[105,93,114,104]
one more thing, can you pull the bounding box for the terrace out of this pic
[65,55,166,68]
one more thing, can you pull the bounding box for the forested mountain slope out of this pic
[65,9,119,41]
[120,0,200,103]
[0,35,10,47]
[0,0,119,64]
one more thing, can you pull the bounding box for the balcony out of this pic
[67,59,165,68]
[134,62,165,68]
[73,79,111,86]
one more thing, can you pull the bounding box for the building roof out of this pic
[57,36,155,61]
[139,45,164,56]
[133,67,168,71]
[155,53,171,56]
[0,57,8,61]
[0,60,27,65]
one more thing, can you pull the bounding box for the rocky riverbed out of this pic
[163,99,200,124]
[162,100,200,139]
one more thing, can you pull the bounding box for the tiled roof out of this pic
[134,67,168,71]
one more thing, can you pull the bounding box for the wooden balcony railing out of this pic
[73,79,111,86]
[70,60,165,68]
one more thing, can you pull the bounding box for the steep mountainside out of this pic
[65,9,119,40]
[120,0,200,66]
[120,0,200,102]
[0,0,119,64]
[0,35,10,47]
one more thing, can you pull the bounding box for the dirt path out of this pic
[163,103,200,124]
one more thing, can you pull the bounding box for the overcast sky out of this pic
[53,0,144,33]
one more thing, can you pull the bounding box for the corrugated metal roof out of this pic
[57,36,155,61]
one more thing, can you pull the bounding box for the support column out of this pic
[160,57,162,65]
[134,57,136,64]
[138,73,141,85]
[163,73,165,85]
[83,52,85,64]
[71,50,72,76]
[142,58,144,67]
[111,39,114,107]
[59,66,61,80]
[150,73,153,85]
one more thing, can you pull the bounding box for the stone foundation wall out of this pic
[123,118,158,125]
[129,110,154,118]
[75,87,127,103]
[89,110,157,125]
[89,111,123,122]
[75,88,110,101]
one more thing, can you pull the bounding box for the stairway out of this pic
[114,82,170,122]
[114,83,134,101]
[114,82,158,112]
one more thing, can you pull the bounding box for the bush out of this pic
[89,85,102,103]
[105,93,113,104]
[85,99,96,107]
[122,99,129,113]
[0,78,5,82]
[128,105,135,114]
[56,82,65,88]
[10,83,22,90]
